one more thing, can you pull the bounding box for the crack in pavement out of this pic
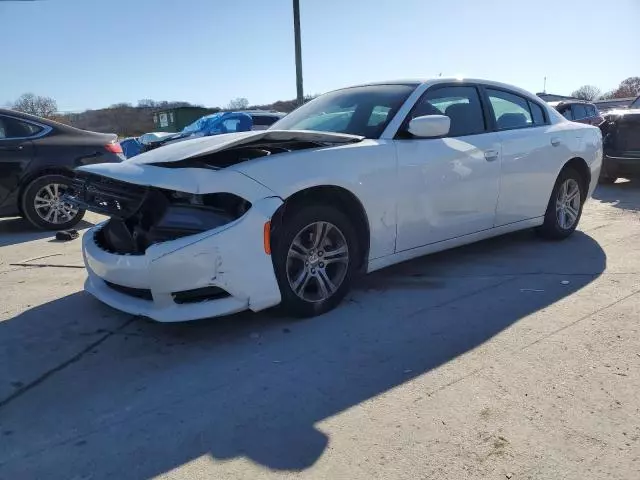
[0,316,138,409]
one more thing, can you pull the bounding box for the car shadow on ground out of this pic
[592,179,640,212]
[0,230,606,479]
[0,217,95,248]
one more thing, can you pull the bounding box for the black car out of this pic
[0,109,123,229]
[599,99,640,184]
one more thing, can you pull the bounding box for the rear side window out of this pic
[560,108,573,120]
[0,116,44,139]
[529,101,546,125]
[486,89,532,130]
[411,85,486,137]
[586,105,597,117]
[572,104,588,120]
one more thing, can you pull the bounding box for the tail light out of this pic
[104,142,123,154]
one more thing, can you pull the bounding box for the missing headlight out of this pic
[95,190,251,254]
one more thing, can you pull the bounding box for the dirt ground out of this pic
[1,181,639,480]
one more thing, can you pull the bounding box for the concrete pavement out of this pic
[1,182,639,479]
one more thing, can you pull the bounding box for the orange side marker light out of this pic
[263,221,271,255]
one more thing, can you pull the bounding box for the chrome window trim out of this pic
[0,114,53,141]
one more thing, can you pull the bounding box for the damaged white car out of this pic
[69,79,602,322]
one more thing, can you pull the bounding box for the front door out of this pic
[394,84,501,252]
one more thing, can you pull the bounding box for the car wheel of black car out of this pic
[537,167,584,240]
[21,174,86,230]
[272,205,359,318]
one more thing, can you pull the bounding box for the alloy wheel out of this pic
[555,178,581,230]
[33,183,79,225]
[286,221,350,303]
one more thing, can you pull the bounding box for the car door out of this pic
[0,115,37,206]
[394,84,502,252]
[486,88,565,226]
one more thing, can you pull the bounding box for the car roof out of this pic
[341,78,546,100]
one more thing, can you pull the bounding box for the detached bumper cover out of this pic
[83,197,283,322]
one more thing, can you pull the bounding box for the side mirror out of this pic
[407,115,450,138]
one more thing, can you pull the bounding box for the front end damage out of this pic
[68,130,362,321]
[69,166,283,322]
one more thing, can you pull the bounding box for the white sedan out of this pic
[70,78,602,322]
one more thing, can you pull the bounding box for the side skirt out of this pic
[367,217,545,274]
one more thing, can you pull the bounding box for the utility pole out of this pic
[543,76,547,93]
[293,0,304,105]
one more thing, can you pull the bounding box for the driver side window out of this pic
[409,86,486,137]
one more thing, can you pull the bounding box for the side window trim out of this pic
[0,114,52,141]
[397,82,488,138]
[480,85,550,131]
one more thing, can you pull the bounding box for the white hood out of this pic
[126,130,363,165]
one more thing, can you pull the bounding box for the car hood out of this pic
[75,129,363,193]
[124,129,363,165]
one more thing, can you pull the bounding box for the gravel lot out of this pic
[1,182,639,480]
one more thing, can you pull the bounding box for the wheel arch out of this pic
[270,184,371,271]
[560,157,590,198]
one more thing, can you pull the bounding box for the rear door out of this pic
[0,115,38,205]
[485,88,565,225]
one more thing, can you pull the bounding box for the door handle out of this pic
[551,137,561,147]
[484,150,499,161]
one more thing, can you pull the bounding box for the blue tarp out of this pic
[122,112,254,159]
[120,137,142,159]
[181,111,253,136]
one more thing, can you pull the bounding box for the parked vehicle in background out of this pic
[127,111,286,157]
[549,100,604,126]
[68,78,602,322]
[598,105,640,183]
[0,109,123,229]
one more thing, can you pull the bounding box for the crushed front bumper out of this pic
[82,197,283,322]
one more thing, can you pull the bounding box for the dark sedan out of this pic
[0,109,123,230]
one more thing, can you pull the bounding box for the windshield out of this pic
[270,84,417,138]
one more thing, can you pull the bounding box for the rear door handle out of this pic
[484,149,499,161]
[551,137,561,147]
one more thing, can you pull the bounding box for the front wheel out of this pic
[537,167,584,240]
[272,205,359,318]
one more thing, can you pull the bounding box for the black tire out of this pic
[21,174,86,230]
[537,167,585,240]
[272,205,360,318]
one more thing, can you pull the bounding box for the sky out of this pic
[1,0,639,112]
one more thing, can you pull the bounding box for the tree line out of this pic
[570,76,640,101]
[7,93,311,137]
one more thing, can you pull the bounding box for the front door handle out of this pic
[551,137,561,147]
[484,149,499,161]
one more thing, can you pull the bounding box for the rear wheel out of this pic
[21,174,86,230]
[273,205,359,317]
[537,167,584,240]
